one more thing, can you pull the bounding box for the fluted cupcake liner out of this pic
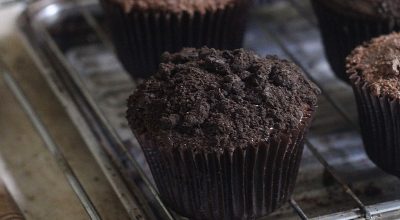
[311,0,400,83]
[350,74,400,177]
[100,1,249,79]
[135,110,314,220]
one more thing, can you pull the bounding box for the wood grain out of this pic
[0,182,23,220]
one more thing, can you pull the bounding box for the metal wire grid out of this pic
[19,1,173,218]
[16,0,400,219]
[253,1,400,219]
[1,71,103,220]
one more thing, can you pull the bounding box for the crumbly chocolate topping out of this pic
[127,48,320,151]
[347,33,400,99]
[107,0,244,14]
[315,0,400,19]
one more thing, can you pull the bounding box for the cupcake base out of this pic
[350,75,400,177]
[311,0,400,83]
[101,1,249,79]
[136,111,314,220]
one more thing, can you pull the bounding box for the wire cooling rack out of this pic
[16,0,400,219]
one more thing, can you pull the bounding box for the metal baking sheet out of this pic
[18,0,400,219]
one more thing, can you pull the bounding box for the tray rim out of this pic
[17,0,169,219]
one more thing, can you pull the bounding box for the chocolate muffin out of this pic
[311,0,400,83]
[100,0,249,79]
[127,47,320,219]
[347,33,400,177]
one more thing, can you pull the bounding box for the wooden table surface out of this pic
[0,3,130,220]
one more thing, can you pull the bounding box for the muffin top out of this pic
[347,33,400,99]
[127,48,320,152]
[315,0,400,19]
[109,0,244,14]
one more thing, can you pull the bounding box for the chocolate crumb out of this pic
[127,47,320,151]
[347,33,400,99]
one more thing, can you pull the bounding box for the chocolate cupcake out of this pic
[311,0,400,83]
[127,47,320,219]
[347,33,400,177]
[100,0,249,79]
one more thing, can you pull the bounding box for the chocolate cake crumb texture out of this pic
[127,48,320,151]
[347,33,400,99]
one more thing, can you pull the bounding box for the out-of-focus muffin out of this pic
[312,0,400,82]
[347,32,400,177]
[100,0,250,79]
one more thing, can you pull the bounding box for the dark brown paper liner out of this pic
[100,1,249,79]
[135,111,314,219]
[311,0,400,83]
[350,74,400,177]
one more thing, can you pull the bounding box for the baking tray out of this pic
[18,0,400,219]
